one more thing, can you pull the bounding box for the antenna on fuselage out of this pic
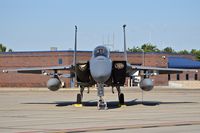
[123,24,128,61]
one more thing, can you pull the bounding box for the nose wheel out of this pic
[97,97,108,110]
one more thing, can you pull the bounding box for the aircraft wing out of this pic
[2,65,73,74]
[131,65,198,75]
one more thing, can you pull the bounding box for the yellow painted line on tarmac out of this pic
[73,104,83,107]
[118,104,127,107]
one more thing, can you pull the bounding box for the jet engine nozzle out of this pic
[47,78,61,91]
[139,78,154,91]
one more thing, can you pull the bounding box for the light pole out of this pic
[140,49,145,104]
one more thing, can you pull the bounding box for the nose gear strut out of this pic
[97,83,108,110]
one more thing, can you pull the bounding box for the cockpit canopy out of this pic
[93,46,110,58]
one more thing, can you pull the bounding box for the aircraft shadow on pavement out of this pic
[22,99,197,109]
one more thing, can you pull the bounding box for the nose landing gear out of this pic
[97,83,108,110]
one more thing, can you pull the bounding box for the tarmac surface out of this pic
[0,87,200,133]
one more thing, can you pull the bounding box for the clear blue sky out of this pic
[0,0,200,51]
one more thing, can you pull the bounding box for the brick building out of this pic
[0,51,199,88]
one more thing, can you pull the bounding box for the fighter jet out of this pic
[3,25,198,110]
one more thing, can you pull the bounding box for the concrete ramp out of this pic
[169,81,200,88]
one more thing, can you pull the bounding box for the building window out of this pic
[168,74,171,81]
[186,74,189,80]
[58,58,63,64]
[195,74,198,80]
[177,74,180,80]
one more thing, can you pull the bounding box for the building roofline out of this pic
[0,50,194,56]
[0,50,91,54]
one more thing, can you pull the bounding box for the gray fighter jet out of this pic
[3,25,198,110]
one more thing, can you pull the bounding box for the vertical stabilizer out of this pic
[72,25,78,87]
[73,25,77,66]
[123,24,128,61]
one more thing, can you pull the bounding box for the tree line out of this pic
[128,43,200,60]
[1,43,200,60]
[0,44,12,52]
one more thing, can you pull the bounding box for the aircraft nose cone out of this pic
[90,56,112,83]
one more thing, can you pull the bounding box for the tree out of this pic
[191,49,198,55]
[128,43,200,61]
[196,52,200,61]
[163,47,175,53]
[191,49,200,61]
[178,50,189,55]
[128,43,161,53]
[0,43,12,52]
[8,49,13,52]
[128,46,143,52]
[0,44,6,52]
[141,43,160,52]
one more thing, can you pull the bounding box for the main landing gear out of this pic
[116,86,125,106]
[75,86,84,107]
[76,86,90,105]
[76,93,82,104]
[75,85,125,109]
